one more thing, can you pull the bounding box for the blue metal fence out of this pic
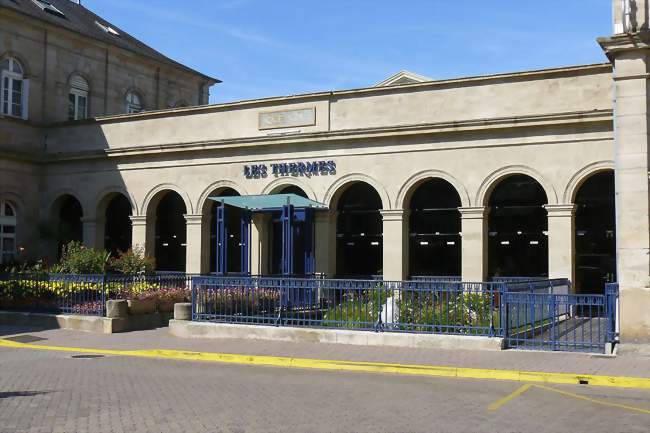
[0,273,194,317]
[0,273,106,316]
[411,276,462,282]
[0,271,620,354]
[492,277,549,283]
[502,281,619,354]
[191,276,503,336]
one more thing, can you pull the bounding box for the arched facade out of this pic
[405,178,462,278]
[574,170,616,294]
[102,194,133,256]
[148,190,187,272]
[486,174,549,279]
[51,194,84,258]
[333,181,384,278]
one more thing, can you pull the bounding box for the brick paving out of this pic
[1,340,650,433]
[1,325,649,379]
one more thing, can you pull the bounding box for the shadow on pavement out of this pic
[0,391,53,399]
[0,324,55,338]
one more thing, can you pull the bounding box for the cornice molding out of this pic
[42,109,613,162]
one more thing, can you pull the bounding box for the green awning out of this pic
[209,194,328,210]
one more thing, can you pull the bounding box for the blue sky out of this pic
[83,0,612,104]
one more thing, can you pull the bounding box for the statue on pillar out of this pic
[614,0,647,34]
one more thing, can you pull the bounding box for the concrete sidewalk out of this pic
[1,324,649,379]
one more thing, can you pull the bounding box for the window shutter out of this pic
[21,79,29,120]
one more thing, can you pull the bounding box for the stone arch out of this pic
[261,178,317,201]
[324,173,391,210]
[0,191,26,216]
[563,161,615,204]
[476,165,557,207]
[95,186,137,217]
[141,184,193,216]
[196,180,247,216]
[0,51,31,76]
[48,190,88,219]
[396,170,471,209]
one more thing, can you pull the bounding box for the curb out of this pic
[1,338,649,390]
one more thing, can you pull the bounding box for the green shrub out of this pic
[52,241,110,274]
[109,246,155,275]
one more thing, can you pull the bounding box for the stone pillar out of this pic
[380,210,408,281]
[600,22,650,341]
[250,213,270,276]
[81,217,99,249]
[315,211,337,277]
[130,215,152,255]
[184,214,204,275]
[200,213,212,274]
[545,204,576,283]
[459,207,488,282]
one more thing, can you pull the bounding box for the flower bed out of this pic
[0,274,191,316]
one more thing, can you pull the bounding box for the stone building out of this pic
[1,0,649,341]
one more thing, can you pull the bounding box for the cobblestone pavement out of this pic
[0,330,649,432]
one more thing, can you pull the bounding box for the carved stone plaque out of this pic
[258,107,316,130]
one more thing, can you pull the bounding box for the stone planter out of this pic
[157,300,175,313]
[127,298,156,315]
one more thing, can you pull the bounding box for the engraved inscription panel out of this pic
[258,107,316,130]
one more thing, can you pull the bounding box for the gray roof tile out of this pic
[0,0,220,83]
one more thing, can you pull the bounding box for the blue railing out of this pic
[502,281,619,354]
[0,273,194,317]
[0,273,106,316]
[605,282,619,344]
[492,276,549,283]
[191,276,504,336]
[411,276,462,282]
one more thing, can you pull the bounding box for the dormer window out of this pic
[31,0,65,18]
[1,57,29,119]
[68,74,89,120]
[125,91,143,114]
[95,21,120,37]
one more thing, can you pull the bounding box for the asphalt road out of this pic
[0,346,649,433]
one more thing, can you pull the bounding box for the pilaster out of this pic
[380,210,408,281]
[459,207,489,282]
[315,211,337,278]
[184,214,204,275]
[544,204,576,283]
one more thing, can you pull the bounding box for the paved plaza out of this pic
[0,326,649,433]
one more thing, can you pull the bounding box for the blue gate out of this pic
[502,283,619,354]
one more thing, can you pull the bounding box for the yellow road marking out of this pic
[535,384,650,415]
[2,338,650,390]
[488,384,533,411]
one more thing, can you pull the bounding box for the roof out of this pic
[209,194,328,210]
[0,0,220,83]
[375,70,433,87]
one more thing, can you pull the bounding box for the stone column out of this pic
[250,213,270,276]
[459,207,488,282]
[81,217,99,249]
[130,215,154,256]
[545,204,576,283]
[315,211,337,277]
[200,213,212,274]
[380,210,408,281]
[184,214,204,275]
[600,23,650,341]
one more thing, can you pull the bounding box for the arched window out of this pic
[0,201,17,264]
[125,90,143,114]
[1,57,28,119]
[68,74,89,120]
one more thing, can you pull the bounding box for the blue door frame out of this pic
[216,202,316,276]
